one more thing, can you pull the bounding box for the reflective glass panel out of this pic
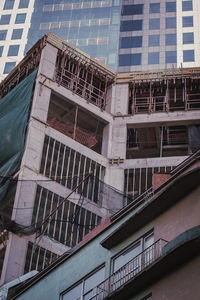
[122,4,144,15]
[165,34,177,45]
[0,30,7,40]
[0,46,3,57]
[121,20,143,31]
[148,52,159,64]
[149,18,160,30]
[3,62,16,74]
[183,32,194,44]
[182,16,193,27]
[183,49,194,62]
[120,36,142,48]
[166,2,176,12]
[3,0,14,10]
[166,17,176,28]
[15,13,26,24]
[8,45,19,56]
[182,1,193,11]
[149,3,160,13]
[11,29,23,40]
[0,14,11,25]
[165,50,177,63]
[148,35,160,47]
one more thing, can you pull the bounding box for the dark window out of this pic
[0,46,3,57]
[149,3,160,13]
[149,18,160,30]
[166,17,176,28]
[182,1,193,11]
[0,14,11,25]
[11,29,23,40]
[120,20,143,31]
[182,16,193,27]
[3,62,16,74]
[120,36,142,48]
[183,49,194,62]
[15,13,26,24]
[3,0,14,10]
[8,45,20,56]
[148,52,159,64]
[183,32,194,44]
[165,34,177,45]
[19,0,29,8]
[166,50,177,63]
[166,2,176,12]
[0,30,7,40]
[148,34,160,46]
[119,53,142,66]
[122,4,144,15]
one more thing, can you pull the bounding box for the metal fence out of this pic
[88,239,167,300]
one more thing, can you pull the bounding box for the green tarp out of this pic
[0,69,37,202]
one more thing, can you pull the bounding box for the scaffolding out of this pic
[126,68,200,114]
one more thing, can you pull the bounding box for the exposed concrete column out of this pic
[38,43,58,80]
[0,234,27,285]
[112,83,129,115]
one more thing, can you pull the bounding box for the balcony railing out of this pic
[131,95,200,114]
[88,239,168,300]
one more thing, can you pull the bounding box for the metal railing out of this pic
[88,239,168,300]
[55,67,106,109]
[132,95,200,114]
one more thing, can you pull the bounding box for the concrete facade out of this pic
[0,31,200,288]
[10,152,200,300]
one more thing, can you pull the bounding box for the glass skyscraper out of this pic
[26,0,121,70]
[1,0,200,79]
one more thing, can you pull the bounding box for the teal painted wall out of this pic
[16,205,153,300]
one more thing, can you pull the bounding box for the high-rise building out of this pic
[1,0,200,80]
[0,0,122,81]
[118,0,200,73]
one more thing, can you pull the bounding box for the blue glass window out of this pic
[148,35,160,46]
[183,49,194,62]
[148,52,159,64]
[149,3,160,13]
[166,2,176,12]
[0,14,11,25]
[119,53,142,66]
[15,13,26,24]
[166,17,176,28]
[122,4,144,15]
[19,0,29,8]
[0,30,7,40]
[120,36,142,48]
[182,1,193,11]
[120,20,143,31]
[0,46,3,57]
[182,16,193,27]
[165,34,177,45]
[149,18,160,30]
[3,0,14,10]
[166,51,177,63]
[8,45,20,56]
[183,32,194,44]
[11,29,23,40]
[3,62,16,74]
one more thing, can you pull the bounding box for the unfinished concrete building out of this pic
[0,32,200,286]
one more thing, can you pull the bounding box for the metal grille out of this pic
[32,185,102,247]
[24,241,59,273]
[124,166,174,199]
[40,135,105,205]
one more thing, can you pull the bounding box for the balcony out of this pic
[87,239,167,300]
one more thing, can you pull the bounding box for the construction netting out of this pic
[188,125,200,153]
[0,69,37,202]
[0,177,133,246]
